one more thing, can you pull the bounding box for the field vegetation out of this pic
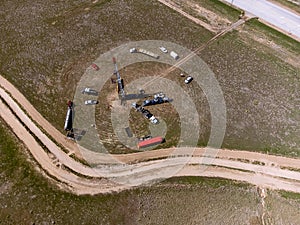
[2,118,300,224]
[1,0,299,156]
[270,0,300,14]
[1,0,300,223]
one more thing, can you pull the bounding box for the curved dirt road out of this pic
[1,76,300,194]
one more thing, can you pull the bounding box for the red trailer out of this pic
[138,136,164,149]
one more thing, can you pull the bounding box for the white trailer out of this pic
[64,102,73,131]
[170,51,179,60]
[130,48,159,59]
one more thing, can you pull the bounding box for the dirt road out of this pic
[0,95,124,195]
[157,0,216,32]
[1,76,300,194]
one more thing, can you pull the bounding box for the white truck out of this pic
[149,116,159,124]
[81,88,98,95]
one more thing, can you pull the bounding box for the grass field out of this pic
[1,0,299,156]
[173,0,242,24]
[245,19,300,54]
[199,24,300,156]
[2,118,300,224]
[270,0,300,14]
[1,0,300,223]
[0,0,212,134]
[94,28,299,156]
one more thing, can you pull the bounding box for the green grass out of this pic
[200,26,300,157]
[1,0,300,223]
[280,166,300,172]
[262,146,300,158]
[0,118,136,224]
[194,0,242,21]
[279,190,300,200]
[93,0,112,8]
[0,119,254,224]
[172,0,242,29]
[164,176,251,188]
[176,0,242,22]
[3,90,71,155]
[246,18,300,53]
[252,160,265,166]
[69,153,90,166]
[270,0,300,14]
[0,0,213,135]
[1,117,299,224]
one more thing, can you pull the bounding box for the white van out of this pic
[170,51,179,60]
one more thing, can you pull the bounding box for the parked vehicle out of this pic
[184,76,193,84]
[139,135,152,141]
[91,63,99,71]
[170,51,179,60]
[142,97,169,107]
[84,100,99,105]
[149,116,159,124]
[154,92,165,98]
[81,88,98,95]
[159,46,168,53]
[129,48,137,53]
[132,102,159,124]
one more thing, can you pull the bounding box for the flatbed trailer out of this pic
[130,48,159,59]
[64,101,73,131]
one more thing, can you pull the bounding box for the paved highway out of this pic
[224,0,300,39]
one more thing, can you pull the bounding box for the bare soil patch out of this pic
[96,62,211,154]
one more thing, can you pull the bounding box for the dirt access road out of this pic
[1,75,300,194]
